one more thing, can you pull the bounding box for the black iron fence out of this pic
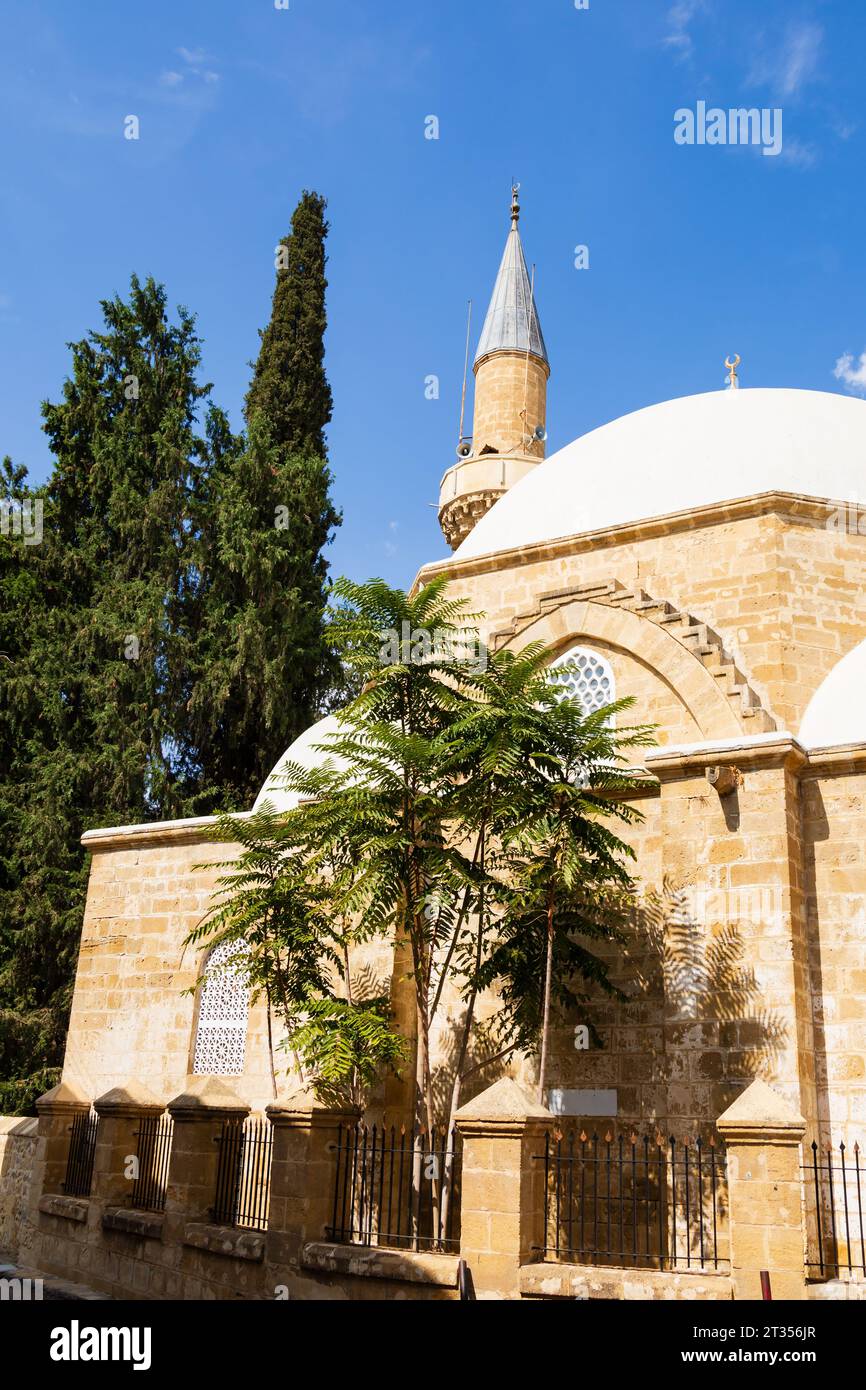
[212,1116,273,1232]
[130,1114,173,1213]
[63,1110,99,1198]
[536,1127,728,1271]
[804,1140,865,1280]
[328,1123,462,1254]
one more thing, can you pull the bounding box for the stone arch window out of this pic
[191,939,251,1077]
[549,645,615,717]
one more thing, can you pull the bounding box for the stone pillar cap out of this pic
[94,1082,165,1116]
[266,1085,360,1125]
[717,1078,805,1139]
[35,1080,91,1113]
[455,1077,552,1128]
[167,1076,249,1118]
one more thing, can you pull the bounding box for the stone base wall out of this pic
[26,1204,460,1302]
[0,1116,38,1259]
[19,1078,847,1301]
[520,1262,733,1301]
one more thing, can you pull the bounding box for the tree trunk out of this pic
[537,890,555,1105]
[265,988,278,1101]
[441,868,486,1239]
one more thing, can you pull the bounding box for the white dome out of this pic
[799,640,866,749]
[456,389,866,559]
[253,714,348,813]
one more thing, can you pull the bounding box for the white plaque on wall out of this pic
[547,1088,618,1118]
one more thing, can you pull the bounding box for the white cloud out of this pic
[779,137,819,169]
[835,352,866,396]
[177,47,210,66]
[160,45,220,91]
[663,0,707,62]
[779,21,823,95]
[832,118,858,141]
[749,21,823,97]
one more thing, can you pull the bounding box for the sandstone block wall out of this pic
[64,827,278,1112]
[803,770,866,1144]
[0,1116,38,1259]
[424,505,866,739]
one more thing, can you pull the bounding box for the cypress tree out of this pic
[189,191,342,808]
[245,191,333,455]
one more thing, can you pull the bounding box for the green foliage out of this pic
[0,190,342,1106]
[188,190,342,807]
[287,998,406,1107]
[245,191,333,457]
[188,804,405,1104]
[188,805,340,1020]
[0,276,215,1103]
[188,411,341,807]
[244,578,655,1123]
[0,1067,61,1118]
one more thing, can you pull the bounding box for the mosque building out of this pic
[9,192,866,1300]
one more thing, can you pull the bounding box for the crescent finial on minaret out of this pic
[511,183,520,228]
[725,354,741,390]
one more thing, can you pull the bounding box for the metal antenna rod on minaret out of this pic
[457,299,473,453]
[521,261,537,448]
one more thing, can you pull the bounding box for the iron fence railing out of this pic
[63,1109,99,1198]
[804,1140,865,1280]
[212,1116,273,1232]
[328,1123,462,1254]
[130,1113,173,1213]
[535,1127,728,1271]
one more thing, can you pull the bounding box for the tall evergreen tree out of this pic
[188,192,342,807]
[0,458,64,1113]
[0,195,344,1110]
[0,278,215,1110]
[245,191,333,455]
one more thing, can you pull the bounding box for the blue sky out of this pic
[1,0,865,586]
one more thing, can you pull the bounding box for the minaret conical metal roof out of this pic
[474,187,548,368]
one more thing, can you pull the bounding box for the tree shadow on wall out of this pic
[618,879,790,1129]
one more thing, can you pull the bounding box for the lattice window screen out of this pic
[549,646,615,715]
[192,939,251,1076]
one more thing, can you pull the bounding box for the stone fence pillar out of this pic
[455,1078,552,1299]
[717,1078,807,1301]
[92,1082,164,1209]
[32,1080,91,1198]
[163,1077,249,1242]
[265,1089,360,1275]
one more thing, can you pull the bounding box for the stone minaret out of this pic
[438,187,550,550]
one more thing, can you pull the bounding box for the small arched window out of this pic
[192,939,251,1077]
[549,646,616,716]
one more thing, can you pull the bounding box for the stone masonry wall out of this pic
[423,506,866,740]
[0,1116,38,1259]
[803,770,866,1146]
[64,829,279,1112]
